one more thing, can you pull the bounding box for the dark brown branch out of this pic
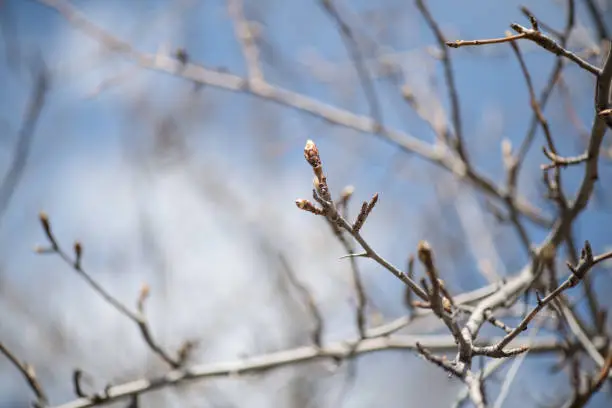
[321,0,385,129]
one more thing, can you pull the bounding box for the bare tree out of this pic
[2,1,612,407]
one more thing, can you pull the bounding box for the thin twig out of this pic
[541,148,589,170]
[37,213,182,368]
[492,322,543,408]
[516,2,575,170]
[227,0,263,83]
[446,34,525,48]
[510,23,600,76]
[583,0,610,42]
[298,140,429,301]
[416,0,468,162]
[277,253,324,347]
[0,341,48,406]
[0,62,48,226]
[452,358,508,408]
[321,0,384,128]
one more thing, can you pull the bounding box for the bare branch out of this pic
[35,0,552,228]
[509,23,600,76]
[584,0,610,42]
[320,0,384,127]
[277,253,324,347]
[0,62,48,226]
[478,242,604,356]
[0,341,48,406]
[227,0,263,83]
[542,148,589,170]
[36,213,183,369]
[446,34,525,48]
[297,140,429,301]
[416,0,468,162]
[49,334,560,408]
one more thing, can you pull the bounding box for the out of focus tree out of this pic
[2,1,612,407]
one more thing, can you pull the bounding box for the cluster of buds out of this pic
[296,140,380,233]
[353,193,378,232]
[296,140,331,216]
[304,140,330,201]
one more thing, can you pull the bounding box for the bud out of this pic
[175,48,189,64]
[401,85,415,102]
[140,283,150,300]
[137,283,150,311]
[39,211,52,238]
[501,139,512,158]
[74,241,83,269]
[417,240,433,268]
[304,140,321,168]
[313,176,321,193]
[368,193,379,210]
[340,185,355,201]
[442,297,452,313]
[295,199,325,215]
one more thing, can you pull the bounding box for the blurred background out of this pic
[1,0,612,407]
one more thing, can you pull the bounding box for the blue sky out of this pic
[1,0,611,407]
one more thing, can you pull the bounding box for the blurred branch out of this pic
[36,213,185,369]
[583,0,610,42]
[452,358,507,408]
[227,0,263,83]
[277,253,324,347]
[21,1,612,406]
[0,63,48,225]
[491,322,543,408]
[508,22,599,75]
[50,334,561,408]
[514,3,575,175]
[0,341,48,407]
[415,0,468,163]
[35,0,552,229]
[565,350,612,407]
[320,0,384,127]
